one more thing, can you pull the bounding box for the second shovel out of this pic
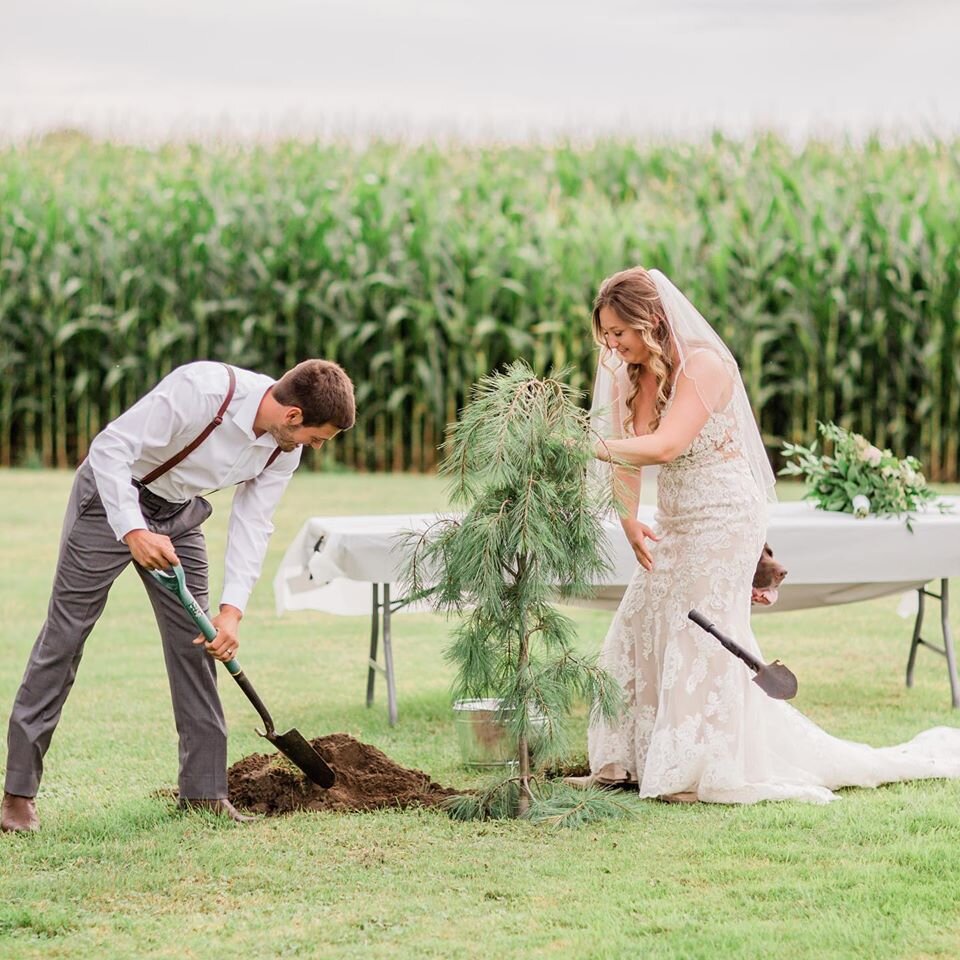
[688,609,798,700]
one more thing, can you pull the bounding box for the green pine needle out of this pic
[523,782,643,829]
[406,361,622,820]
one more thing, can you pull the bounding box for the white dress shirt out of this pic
[87,361,301,612]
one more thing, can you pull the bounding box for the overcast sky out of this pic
[2,0,957,142]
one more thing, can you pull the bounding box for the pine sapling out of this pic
[406,361,624,820]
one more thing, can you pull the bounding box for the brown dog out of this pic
[751,542,787,606]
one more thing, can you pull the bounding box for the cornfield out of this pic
[1,135,958,476]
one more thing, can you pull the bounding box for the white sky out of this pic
[1,0,958,142]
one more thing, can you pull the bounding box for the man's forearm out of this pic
[220,468,296,611]
[88,432,149,541]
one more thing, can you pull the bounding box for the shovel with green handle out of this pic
[150,564,336,788]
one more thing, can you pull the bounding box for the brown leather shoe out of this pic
[658,791,699,804]
[177,797,256,823]
[2,792,40,832]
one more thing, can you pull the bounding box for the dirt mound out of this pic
[227,733,459,815]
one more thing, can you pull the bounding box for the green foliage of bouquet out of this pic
[780,422,942,526]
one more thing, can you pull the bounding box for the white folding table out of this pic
[274,499,960,724]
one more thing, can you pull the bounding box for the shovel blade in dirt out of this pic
[150,565,336,788]
[229,668,337,789]
[266,728,336,785]
[688,609,798,700]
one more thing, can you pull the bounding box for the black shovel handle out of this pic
[150,566,277,735]
[150,565,336,787]
[229,670,277,739]
[688,609,763,674]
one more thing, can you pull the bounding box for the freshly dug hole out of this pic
[228,733,459,815]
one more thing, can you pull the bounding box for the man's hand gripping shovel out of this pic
[151,564,336,788]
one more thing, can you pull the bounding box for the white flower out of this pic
[898,462,921,486]
[862,445,883,467]
[852,494,871,518]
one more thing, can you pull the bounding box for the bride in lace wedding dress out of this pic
[585,266,960,804]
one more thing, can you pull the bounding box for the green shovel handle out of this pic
[149,565,242,677]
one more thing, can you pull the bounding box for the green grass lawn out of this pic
[2,469,960,959]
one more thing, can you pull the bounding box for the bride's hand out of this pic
[623,520,660,572]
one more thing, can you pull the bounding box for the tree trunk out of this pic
[515,553,533,817]
[517,733,531,817]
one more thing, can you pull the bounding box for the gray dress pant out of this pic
[5,460,228,800]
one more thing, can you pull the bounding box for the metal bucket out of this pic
[452,699,544,769]
[452,699,518,768]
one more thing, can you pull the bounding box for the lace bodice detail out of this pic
[657,397,761,519]
[672,402,739,468]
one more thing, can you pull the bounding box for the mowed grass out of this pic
[1,469,960,960]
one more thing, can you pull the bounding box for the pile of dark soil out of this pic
[227,733,459,816]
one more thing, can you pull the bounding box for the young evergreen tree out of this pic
[407,361,624,820]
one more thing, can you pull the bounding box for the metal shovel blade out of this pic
[262,727,336,789]
[752,661,799,700]
[688,609,799,701]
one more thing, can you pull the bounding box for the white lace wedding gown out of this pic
[587,396,960,804]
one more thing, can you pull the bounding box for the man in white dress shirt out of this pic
[2,358,355,831]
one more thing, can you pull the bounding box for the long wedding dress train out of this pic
[587,400,960,804]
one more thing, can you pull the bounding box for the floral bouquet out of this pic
[779,422,944,527]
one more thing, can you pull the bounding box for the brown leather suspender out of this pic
[134,364,282,489]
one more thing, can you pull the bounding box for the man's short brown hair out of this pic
[272,360,355,429]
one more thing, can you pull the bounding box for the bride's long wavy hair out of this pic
[591,266,676,434]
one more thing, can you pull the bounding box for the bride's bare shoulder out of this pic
[677,348,734,410]
[681,346,729,377]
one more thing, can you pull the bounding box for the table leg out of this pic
[904,579,958,709]
[383,583,398,727]
[905,587,925,688]
[940,579,960,709]
[366,583,379,708]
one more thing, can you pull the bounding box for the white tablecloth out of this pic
[274,499,960,616]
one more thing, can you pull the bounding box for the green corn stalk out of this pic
[1,135,959,476]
